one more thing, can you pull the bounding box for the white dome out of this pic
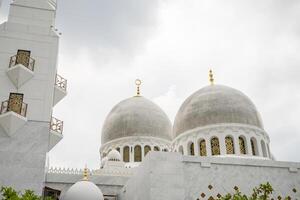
[107,149,121,161]
[63,180,104,200]
[101,96,172,144]
[174,85,263,137]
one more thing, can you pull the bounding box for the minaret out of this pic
[0,0,66,194]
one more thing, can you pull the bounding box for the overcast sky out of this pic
[1,0,300,169]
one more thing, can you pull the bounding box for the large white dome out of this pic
[63,180,104,200]
[101,96,172,144]
[174,85,263,138]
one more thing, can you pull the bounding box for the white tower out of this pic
[0,0,66,194]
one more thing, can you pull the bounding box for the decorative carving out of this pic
[55,74,67,91]
[208,185,213,190]
[225,136,234,154]
[217,193,222,198]
[50,117,63,134]
[234,186,239,191]
[208,196,214,200]
[211,138,220,155]
[199,139,207,156]
[201,193,206,198]
[239,137,246,154]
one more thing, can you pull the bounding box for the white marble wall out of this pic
[0,121,50,194]
[119,152,300,200]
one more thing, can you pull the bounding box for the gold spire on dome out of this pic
[209,69,214,85]
[135,79,142,96]
[82,165,89,181]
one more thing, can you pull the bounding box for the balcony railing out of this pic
[0,100,28,117]
[9,54,35,71]
[50,117,63,134]
[55,74,67,91]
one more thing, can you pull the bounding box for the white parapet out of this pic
[0,111,27,136]
[7,64,34,88]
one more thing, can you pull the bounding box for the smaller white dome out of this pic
[107,149,121,161]
[63,180,104,200]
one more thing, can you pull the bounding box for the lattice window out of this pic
[199,139,207,156]
[239,137,246,154]
[154,146,160,151]
[16,50,30,67]
[225,136,234,154]
[123,146,130,162]
[144,145,151,156]
[134,145,142,162]
[8,93,24,114]
[189,142,195,155]
[211,137,220,155]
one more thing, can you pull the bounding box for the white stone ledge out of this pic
[181,155,300,172]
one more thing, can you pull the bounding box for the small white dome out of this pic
[63,180,104,200]
[107,149,121,161]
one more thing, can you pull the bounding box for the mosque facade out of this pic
[0,1,299,200]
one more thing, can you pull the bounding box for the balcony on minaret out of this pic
[49,117,63,151]
[0,93,28,136]
[7,50,35,88]
[53,74,67,106]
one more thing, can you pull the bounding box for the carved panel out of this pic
[225,136,234,154]
[239,137,246,154]
[211,138,220,155]
[16,50,30,67]
[199,139,207,156]
[8,93,24,114]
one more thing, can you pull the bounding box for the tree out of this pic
[0,187,53,200]
[219,183,290,200]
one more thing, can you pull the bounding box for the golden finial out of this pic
[82,165,89,181]
[135,79,142,96]
[209,69,214,85]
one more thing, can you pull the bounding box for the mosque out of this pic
[0,1,299,200]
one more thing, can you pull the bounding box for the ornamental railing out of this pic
[0,100,28,117]
[55,74,67,91]
[50,117,63,134]
[9,54,35,71]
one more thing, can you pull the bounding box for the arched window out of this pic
[261,140,267,157]
[199,139,207,156]
[134,145,142,162]
[144,145,151,156]
[178,146,184,155]
[225,136,234,154]
[211,137,220,155]
[239,136,246,154]
[123,146,130,162]
[188,142,195,155]
[154,146,160,151]
[251,138,258,156]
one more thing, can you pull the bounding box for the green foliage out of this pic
[219,183,290,200]
[0,187,53,200]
